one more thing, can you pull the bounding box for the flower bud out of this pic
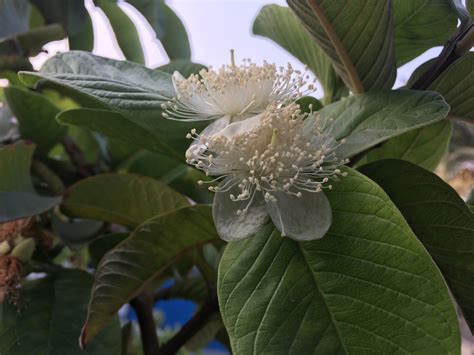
[11,238,35,263]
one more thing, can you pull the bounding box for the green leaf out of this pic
[57,108,169,155]
[69,9,94,51]
[0,142,61,222]
[80,205,219,347]
[360,159,474,332]
[296,96,323,113]
[96,0,145,64]
[218,167,460,353]
[128,0,191,60]
[52,214,104,250]
[468,190,474,212]
[0,270,121,355]
[4,86,66,154]
[252,4,346,104]
[21,51,173,102]
[163,276,209,303]
[106,138,140,165]
[393,0,457,66]
[287,0,396,93]
[314,90,450,158]
[89,233,129,268]
[123,151,213,204]
[20,51,205,158]
[29,4,45,29]
[408,54,474,123]
[0,24,65,58]
[30,0,90,35]
[157,60,206,77]
[67,125,100,164]
[62,173,189,227]
[355,120,452,171]
[468,0,474,17]
[0,0,29,38]
[427,53,474,122]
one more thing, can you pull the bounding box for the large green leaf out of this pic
[57,108,169,155]
[21,50,173,103]
[68,8,93,51]
[0,270,121,355]
[4,86,66,154]
[96,0,145,64]
[218,167,460,353]
[51,214,103,250]
[355,120,452,170]
[30,0,89,35]
[30,0,93,51]
[287,0,396,93]
[314,90,450,158]
[61,173,189,227]
[393,0,457,66]
[0,142,61,222]
[0,0,29,38]
[123,150,213,204]
[80,205,218,347]
[128,0,191,60]
[88,233,129,268]
[360,159,474,332]
[252,4,346,104]
[19,51,205,158]
[427,53,474,122]
[408,54,474,122]
[0,24,65,58]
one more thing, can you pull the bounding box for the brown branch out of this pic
[158,295,219,355]
[61,136,97,177]
[449,114,473,124]
[130,292,160,355]
[410,21,474,90]
[153,287,172,302]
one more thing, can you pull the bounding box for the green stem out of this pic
[32,160,65,195]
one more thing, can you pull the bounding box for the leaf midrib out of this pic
[305,0,364,94]
[297,244,346,353]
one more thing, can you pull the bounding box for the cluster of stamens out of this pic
[162,53,315,121]
[185,106,348,215]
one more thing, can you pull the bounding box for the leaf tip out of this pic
[79,326,88,350]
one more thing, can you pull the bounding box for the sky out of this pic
[26,0,444,99]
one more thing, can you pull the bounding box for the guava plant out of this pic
[0,0,473,354]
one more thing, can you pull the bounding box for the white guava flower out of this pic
[162,52,313,122]
[185,106,348,242]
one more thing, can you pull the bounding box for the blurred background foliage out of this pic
[0,1,224,354]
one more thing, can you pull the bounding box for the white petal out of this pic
[216,112,266,140]
[171,71,186,94]
[267,191,332,241]
[200,115,232,137]
[185,115,232,162]
[213,181,269,242]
